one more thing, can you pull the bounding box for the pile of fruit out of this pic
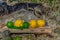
[7,19,45,30]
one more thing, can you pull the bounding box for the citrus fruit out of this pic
[23,22,29,28]
[37,19,45,28]
[29,20,37,28]
[7,21,14,28]
[14,20,23,27]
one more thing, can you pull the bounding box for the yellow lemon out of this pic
[14,20,23,27]
[37,19,45,28]
[29,20,37,28]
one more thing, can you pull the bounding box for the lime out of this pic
[23,22,29,28]
[7,21,14,28]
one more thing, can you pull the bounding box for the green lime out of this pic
[23,22,29,28]
[7,21,14,28]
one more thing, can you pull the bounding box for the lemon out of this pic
[37,19,45,28]
[29,20,37,28]
[14,20,23,27]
